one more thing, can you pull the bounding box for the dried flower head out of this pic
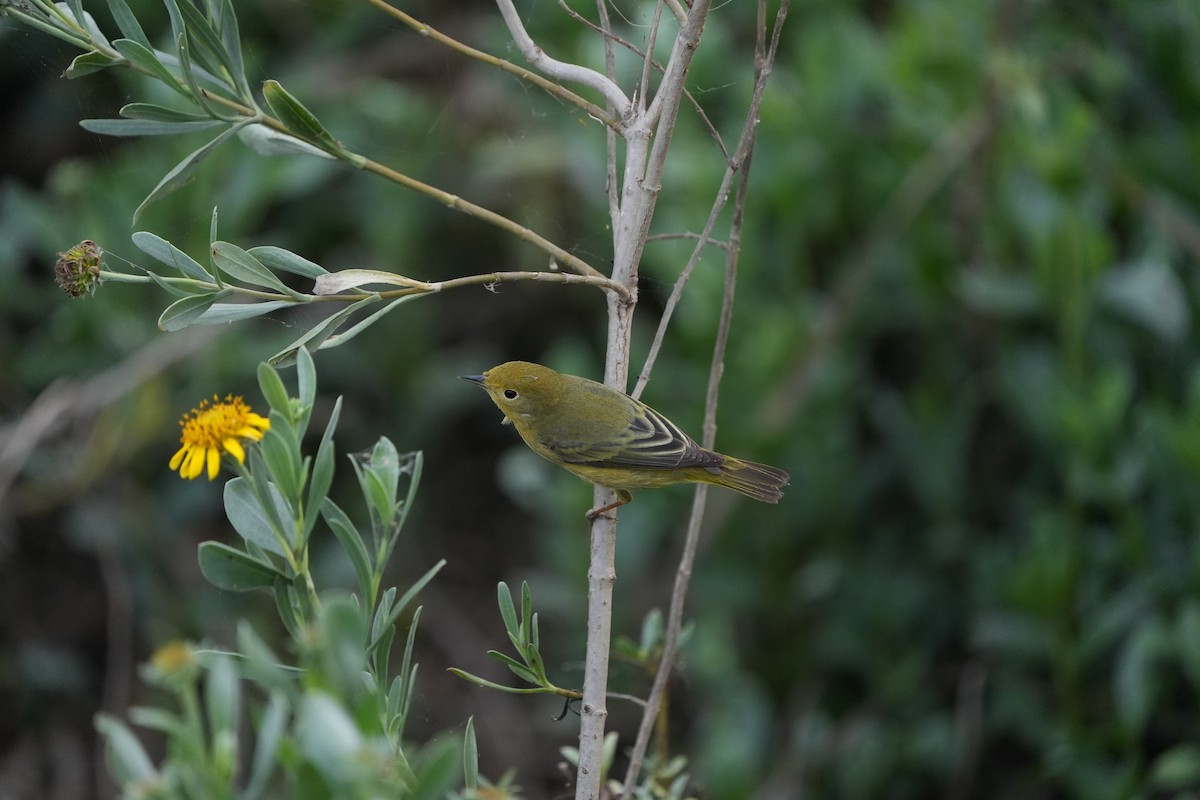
[54,239,103,298]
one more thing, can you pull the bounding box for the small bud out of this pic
[54,240,103,298]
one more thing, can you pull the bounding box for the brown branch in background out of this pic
[621,0,789,790]
[0,331,218,518]
[762,106,996,432]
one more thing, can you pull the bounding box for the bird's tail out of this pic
[711,456,790,503]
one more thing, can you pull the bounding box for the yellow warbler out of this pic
[462,361,790,519]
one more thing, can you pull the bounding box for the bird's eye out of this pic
[503,389,519,400]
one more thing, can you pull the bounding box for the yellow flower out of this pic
[150,641,195,676]
[169,394,270,480]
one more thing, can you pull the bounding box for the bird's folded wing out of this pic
[545,402,723,470]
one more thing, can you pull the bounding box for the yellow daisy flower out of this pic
[169,394,271,480]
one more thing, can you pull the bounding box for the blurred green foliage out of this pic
[3,0,1200,797]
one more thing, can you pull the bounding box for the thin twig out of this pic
[622,1,788,790]
[194,90,612,281]
[556,0,730,160]
[494,0,631,116]
[646,232,730,251]
[633,0,787,399]
[102,264,630,302]
[357,159,608,279]
[638,1,665,116]
[359,0,621,130]
[0,331,219,519]
[595,0,621,225]
[761,105,995,431]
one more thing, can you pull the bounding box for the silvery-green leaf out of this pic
[112,39,188,96]
[191,301,296,326]
[120,102,213,122]
[81,118,224,136]
[108,0,151,49]
[249,246,328,278]
[65,51,120,78]
[132,231,213,281]
[237,123,336,159]
[133,121,246,223]
[314,269,426,295]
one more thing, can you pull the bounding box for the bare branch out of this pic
[623,3,790,791]
[557,0,730,160]
[634,0,788,398]
[644,0,712,129]
[494,0,631,117]
[594,0,622,226]
[646,231,730,251]
[359,158,608,280]
[638,1,665,115]
[361,0,621,130]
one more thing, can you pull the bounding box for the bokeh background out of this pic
[4,0,1200,797]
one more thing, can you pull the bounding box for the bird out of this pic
[461,361,790,520]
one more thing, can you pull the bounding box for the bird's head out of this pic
[461,361,564,422]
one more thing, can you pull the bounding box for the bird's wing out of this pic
[543,398,723,471]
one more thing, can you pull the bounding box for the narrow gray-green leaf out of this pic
[95,714,157,785]
[132,231,213,281]
[158,291,229,331]
[65,51,120,78]
[108,0,151,49]
[160,0,186,56]
[268,301,371,367]
[218,0,252,102]
[176,34,233,121]
[175,0,237,81]
[191,301,296,326]
[262,79,338,152]
[134,121,246,224]
[236,123,336,159]
[315,296,417,352]
[121,102,213,122]
[55,2,108,46]
[463,717,479,792]
[313,268,426,295]
[321,498,373,604]
[257,362,290,415]
[224,477,289,556]
[304,396,342,541]
[112,39,187,96]
[81,117,224,136]
[60,0,86,28]
[249,246,329,278]
[210,241,291,293]
[198,541,282,592]
[244,693,288,800]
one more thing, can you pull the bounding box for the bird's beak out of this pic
[460,374,486,385]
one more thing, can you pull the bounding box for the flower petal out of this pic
[184,448,205,479]
[206,447,220,480]
[169,445,189,471]
[223,438,246,464]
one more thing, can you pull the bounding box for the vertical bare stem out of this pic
[621,1,789,791]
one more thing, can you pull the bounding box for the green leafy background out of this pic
[3,0,1200,797]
